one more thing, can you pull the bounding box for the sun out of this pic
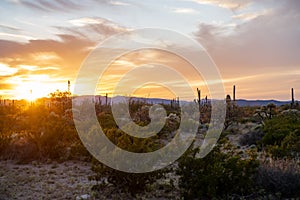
[12,74,71,101]
[13,75,70,101]
[15,81,50,101]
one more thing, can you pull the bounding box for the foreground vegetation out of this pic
[0,92,299,199]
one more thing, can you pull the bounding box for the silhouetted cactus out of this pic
[291,88,295,108]
[67,80,70,94]
[196,88,201,107]
[233,85,236,102]
[105,93,108,106]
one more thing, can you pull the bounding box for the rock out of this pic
[76,194,90,200]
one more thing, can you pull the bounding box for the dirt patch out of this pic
[0,160,96,200]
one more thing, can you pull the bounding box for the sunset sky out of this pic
[0,0,299,100]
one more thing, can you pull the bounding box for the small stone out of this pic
[76,194,90,200]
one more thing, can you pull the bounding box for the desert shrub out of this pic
[268,132,300,158]
[88,112,172,196]
[262,112,300,158]
[40,113,79,160]
[13,104,80,161]
[239,129,265,146]
[177,138,259,199]
[7,136,39,163]
[89,127,167,197]
[255,159,300,198]
[104,127,161,153]
[0,106,18,156]
[69,140,92,161]
[89,161,168,197]
[0,132,11,156]
[262,112,300,145]
[97,112,117,129]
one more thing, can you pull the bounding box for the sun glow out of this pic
[12,75,68,101]
[15,81,48,101]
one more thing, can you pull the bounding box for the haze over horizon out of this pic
[0,0,299,101]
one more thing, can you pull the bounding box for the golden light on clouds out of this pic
[31,52,61,62]
[96,49,210,100]
[0,63,17,76]
[18,65,38,71]
[132,83,177,99]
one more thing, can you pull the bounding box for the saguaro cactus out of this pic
[197,88,201,107]
[196,88,202,123]
[105,93,108,106]
[233,85,236,102]
[291,88,295,108]
[68,80,70,93]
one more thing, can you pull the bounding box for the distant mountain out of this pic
[110,96,189,105]
[72,95,294,107]
[235,99,291,107]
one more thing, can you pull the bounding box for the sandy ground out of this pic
[0,160,180,200]
[0,160,96,200]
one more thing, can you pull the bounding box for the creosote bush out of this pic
[262,112,300,158]
[177,138,259,199]
[89,160,168,197]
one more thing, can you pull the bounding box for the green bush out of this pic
[263,112,300,145]
[89,128,167,197]
[177,139,259,199]
[262,112,300,158]
[89,161,167,197]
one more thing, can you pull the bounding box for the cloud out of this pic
[0,63,18,76]
[194,0,300,73]
[193,0,300,99]
[8,0,83,12]
[18,64,59,71]
[232,9,270,21]
[0,34,93,74]
[0,24,20,32]
[172,8,198,14]
[69,18,107,26]
[0,34,93,98]
[60,17,129,42]
[109,1,130,6]
[192,0,251,10]
[8,0,130,13]
[0,16,128,98]
[68,17,127,33]
[0,32,36,41]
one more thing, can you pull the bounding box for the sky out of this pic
[0,0,299,100]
